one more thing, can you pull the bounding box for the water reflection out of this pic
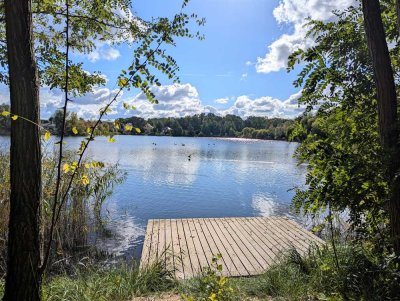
[252,192,291,217]
[0,135,307,257]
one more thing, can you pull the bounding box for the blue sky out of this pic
[0,0,354,120]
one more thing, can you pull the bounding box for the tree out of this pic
[3,0,41,300]
[362,0,400,254]
[0,0,204,299]
[287,5,393,244]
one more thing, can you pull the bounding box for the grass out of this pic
[1,244,400,301]
[1,259,177,301]
[180,244,400,301]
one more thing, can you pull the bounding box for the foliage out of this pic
[181,255,239,301]
[0,259,175,301]
[233,244,400,301]
[2,109,300,140]
[287,4,398,243]
[0,148,126,277]
[118,113,296,140]
[41,261,175,301]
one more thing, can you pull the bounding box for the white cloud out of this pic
[214,97,229,104]
[256,0,354,73]
[223,91,303,119]
[87,45,120,62]
[245,61,253,66]
[241,73,248,81]
[0,83,305,120]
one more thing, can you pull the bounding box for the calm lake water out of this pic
[0,135,307,258]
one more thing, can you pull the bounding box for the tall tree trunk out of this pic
[3,0,41,300]
[362,0,400,254]
[396,0,400,37]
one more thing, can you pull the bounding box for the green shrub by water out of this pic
[42,261,176,301]
[0,260,175,301]
[233,244,400,300]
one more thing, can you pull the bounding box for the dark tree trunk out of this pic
[397,0,400,37]
[3,0,42,300]
[362,0,400,254]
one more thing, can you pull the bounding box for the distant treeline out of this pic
[0,104,308,141]
[119,114,296,141]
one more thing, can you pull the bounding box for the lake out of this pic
[0,135,307,258]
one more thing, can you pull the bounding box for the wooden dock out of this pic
[140,217,324,279]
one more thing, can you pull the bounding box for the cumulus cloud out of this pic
[0,83,305,120]
[241,73,248,81]
[256,0,354,73]
[122,84,304,119]
[87,44,120,62]
[214,97,229,104]
[123,83,204,119]
[223,91,303,119]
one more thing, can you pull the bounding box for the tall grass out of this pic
[0,148,126,278]
[232,244,400,300]
[0,259,176,301]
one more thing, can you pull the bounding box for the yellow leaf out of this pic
[107,136,116,143]
[86,127,91,134]
[135,128,141,133]
[123,102,130,110]
[72,127,78,135]
[81,175,89,186]
[44,131,51,141]
[63,163,70,173]
[208,293,217,301]
[11,115,18,120]
[124,124,133,131]
[84,163,90,169]
[1,111,10,116]
[131,105,137,110]
[118,78,128,87]
[114,122,120,129]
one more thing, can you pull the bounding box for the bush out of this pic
[41,259,176,301]
[234,244,400,301]
[181,254,240,301]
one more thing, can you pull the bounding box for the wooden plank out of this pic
[157,219,167,260]
[257,217,308,254]
[237,217,278,266]
[187,219,210,271]
[140,219,154,269]
[195,218,234,277]
[254,217,302,253]
[209,218,250,276]
[140,217,325,278]
[244,217,287,256]
[284,218,325,245]
[227,218,271,270]
[170,219,185,279]
[220,218,266,273]
[190,218,212,269]
[201,218,243,276]
[164,219,174,273]
[182,219,203,276]
[148,219,161,265]
[176,219,194,279]
[269,218,316,253]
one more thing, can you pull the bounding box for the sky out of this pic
[0,0,354,120]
